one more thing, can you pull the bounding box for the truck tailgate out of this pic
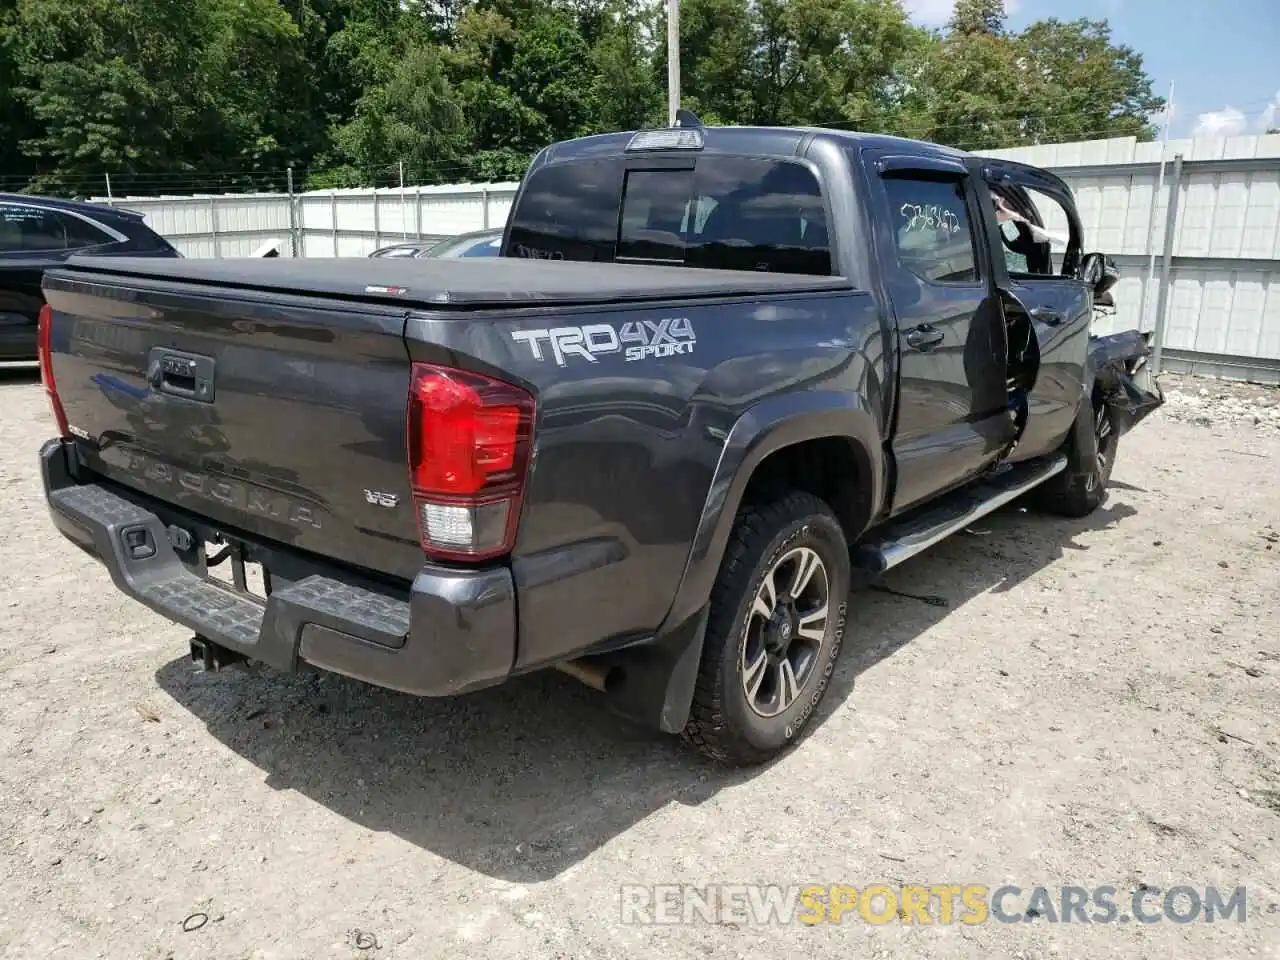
[42,268,424,581]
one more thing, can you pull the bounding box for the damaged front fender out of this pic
[1087,330,1165,438]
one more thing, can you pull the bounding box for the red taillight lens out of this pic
[37,304,69,438]
[407,363,535,561]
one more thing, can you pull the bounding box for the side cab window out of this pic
[989,183,1079,280]
[879,175,981,284]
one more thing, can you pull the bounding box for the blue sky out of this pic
[903,0,1280,138]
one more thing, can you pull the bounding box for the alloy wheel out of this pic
[739,546,830,718]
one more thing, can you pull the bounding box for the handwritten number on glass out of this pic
[900,202,960,235]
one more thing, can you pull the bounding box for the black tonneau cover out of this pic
[57,254,851,309]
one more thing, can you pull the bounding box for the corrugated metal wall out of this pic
[99,183,520,259]
[93,133,1280,381]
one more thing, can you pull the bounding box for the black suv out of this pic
[1,194,179,361]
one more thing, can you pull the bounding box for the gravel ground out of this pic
[1,367,1277,960]
[1158,372,1280,434]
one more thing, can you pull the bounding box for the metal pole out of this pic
[286,167,299,258]
[482,188,490,229]
[1138,80,1174,332]
[373,190,380,250]
[104,173,114,205]
[209,197,219,258]
[400,161,408,240]
[330,190,338,257]
[1150,152,1184,376]
[666,0,680,125]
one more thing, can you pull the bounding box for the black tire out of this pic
[1034,392,1118,518]
[682,491,850,765]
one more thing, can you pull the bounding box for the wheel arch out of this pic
[658,390,886,637]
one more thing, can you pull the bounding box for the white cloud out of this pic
[1193,106,1248,138]
[1192,93,1280,139]
[901,0,1023,27]
[1255,90,1280,132]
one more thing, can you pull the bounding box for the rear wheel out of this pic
[682,492,850,765]
[1035,392,1117,518]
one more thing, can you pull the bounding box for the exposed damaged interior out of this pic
[984,174,1164,454]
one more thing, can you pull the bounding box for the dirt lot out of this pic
[1,367,1277,960]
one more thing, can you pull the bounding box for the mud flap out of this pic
[1087,330,1165,438]
[583,605,709,734]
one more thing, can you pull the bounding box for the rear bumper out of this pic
[40,438,515,696]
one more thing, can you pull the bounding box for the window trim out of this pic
[878,169,985,289]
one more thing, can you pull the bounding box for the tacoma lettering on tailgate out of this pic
[124,452,323,529]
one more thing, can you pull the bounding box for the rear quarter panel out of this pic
[405,289,887,671]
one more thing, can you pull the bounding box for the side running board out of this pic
[853,454,1067,574]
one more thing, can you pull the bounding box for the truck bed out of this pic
[60,254,852,308]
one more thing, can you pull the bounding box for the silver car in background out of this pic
[369,227,503,260]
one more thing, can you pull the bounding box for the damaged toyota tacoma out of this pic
[36,119,1163,764]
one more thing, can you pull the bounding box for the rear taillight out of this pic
[37,304,69,438]
[406,363,535,562]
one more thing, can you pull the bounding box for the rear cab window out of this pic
[505,155,832,276]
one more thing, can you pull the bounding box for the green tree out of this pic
[331,41,467,185]
[448,2,597,179]
[915,18,1034,147]
[589,0,663,132]
[11,0,316,193]
[915,1,1162,150]
[1017,18,1164,143]
[675,0,926,128]
[950,0,1006,36]
[673,0,755,124]
[0,0,38,189]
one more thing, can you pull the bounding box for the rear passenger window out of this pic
[880,177,979,284]
[0,204,68,252]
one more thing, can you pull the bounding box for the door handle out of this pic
[905,325,945,350]
[1030,306,1066,327]
[147,348,217,403]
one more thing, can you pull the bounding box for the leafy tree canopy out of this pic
[0,0,1165,195]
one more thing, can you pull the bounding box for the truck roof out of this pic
[532,124,1074,197]
[537,125,970,167]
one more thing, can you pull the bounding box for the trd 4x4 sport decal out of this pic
[511,318,696,366]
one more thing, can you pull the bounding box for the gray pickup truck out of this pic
[36,119,1162,764]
